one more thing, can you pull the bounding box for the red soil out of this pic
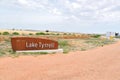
[0,41,120,80]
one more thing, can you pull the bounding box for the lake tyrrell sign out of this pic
[11,37,58,51]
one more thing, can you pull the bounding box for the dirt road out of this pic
[0,41,120,80]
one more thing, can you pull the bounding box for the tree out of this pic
[45,30,49,32]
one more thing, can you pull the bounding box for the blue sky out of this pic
[0,0,120,33]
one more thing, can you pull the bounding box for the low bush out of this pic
[63,33,67,35]
[36,32,46,35]
[56,33,59,35]
[58,40,68,47]
[92,34,101,38]
[12,32,19,35]
[45,33,50,35]
[3,32,9,35]
[29,33,33,35]
[58,40,70,53]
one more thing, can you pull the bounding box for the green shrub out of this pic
[36,32,46,35]
[12,32,19,35]
[63,47,70,53]
[58,40,68,47]
[29,33,33,35]
[0,32,1,35]
[3,32,9,35]
[46,33,50,35]
[92,34,101,38]
[56,33,59,35]
[64,33,67,35]
[68,33,71,35]
[58,40,70,53]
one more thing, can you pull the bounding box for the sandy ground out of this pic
[0,41,120,80]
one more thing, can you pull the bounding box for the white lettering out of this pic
[26,42,55,49]
[26,42,38,48]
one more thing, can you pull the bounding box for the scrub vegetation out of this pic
[2,32,9,35]
[12,32,19,35]
[0,30,117,57]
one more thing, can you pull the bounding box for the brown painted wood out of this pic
[11,37,58,51]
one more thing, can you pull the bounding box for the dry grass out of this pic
[0,29,117,56]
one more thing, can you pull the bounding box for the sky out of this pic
[0,0,120,33]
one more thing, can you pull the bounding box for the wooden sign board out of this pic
[11,37,58,51]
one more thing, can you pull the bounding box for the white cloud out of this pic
[0,0,120,22]
[17,0,46,9]
[18,0,28,5]
[49,8,62,15]
[71,2,81,9]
